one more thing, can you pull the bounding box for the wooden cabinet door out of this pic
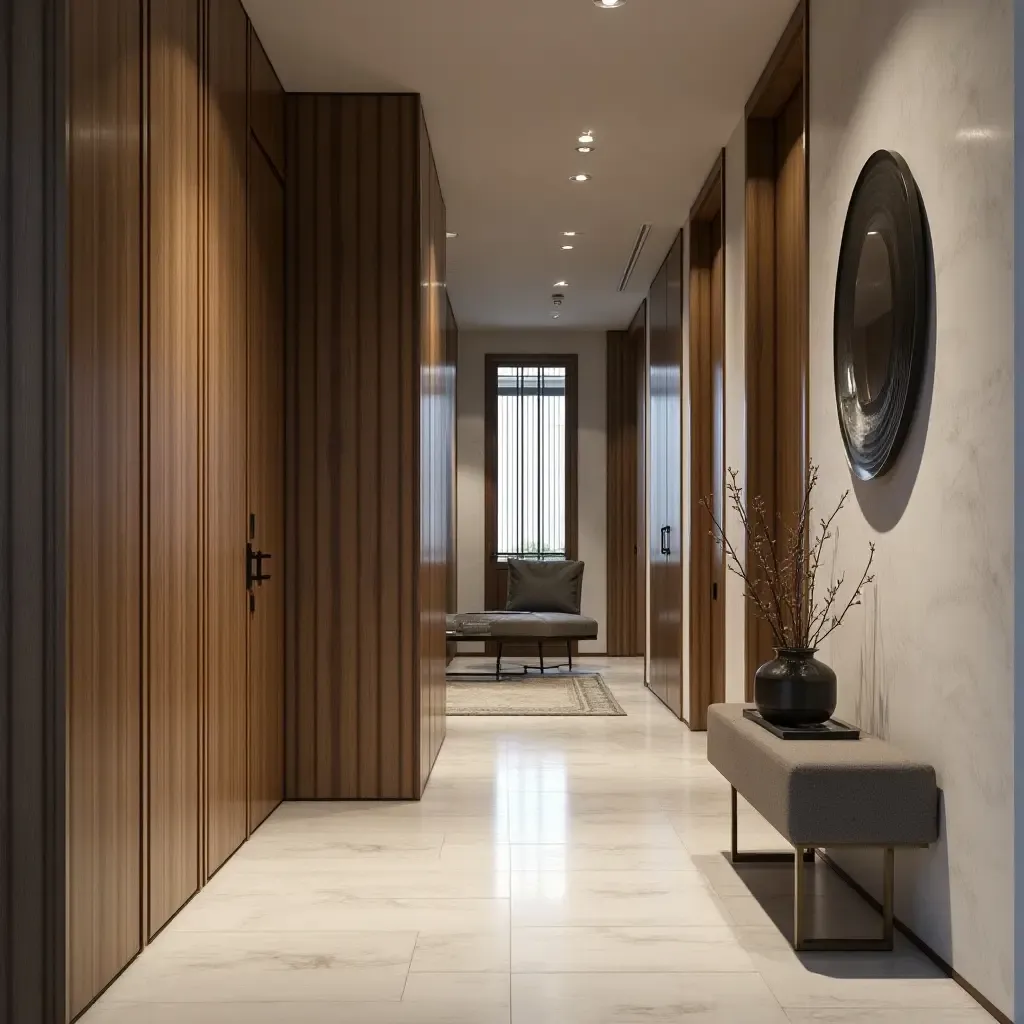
[248,141,286,832]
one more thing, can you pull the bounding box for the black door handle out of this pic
[712,581,718,600]
[660,526,671,556]
[247,543,272,589]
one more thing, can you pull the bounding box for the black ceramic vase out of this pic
[754,648,837,727]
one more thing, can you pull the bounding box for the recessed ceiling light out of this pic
[446,231,458,239]
[595,0,625,6]
[578,132,595,145]
[554,280,568,287]
[570,174,590,183]
[576,146,594,154]
[551,312,561,319]
[562,231,577,237]
[561,245,574,250]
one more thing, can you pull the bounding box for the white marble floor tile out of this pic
[511,926,756,973]
[510,971,790,1023]
[77,658,990,1024]
[97,931,413,1004]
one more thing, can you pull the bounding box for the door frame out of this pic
[744,0,809,699]
[483,354,579,622]
[687,153,727,732]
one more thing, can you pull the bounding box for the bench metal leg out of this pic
[567,641,573,673]
[794,844,894,952]
[730,787,813,864]
[538,643,545,673]
[496,642,503,681]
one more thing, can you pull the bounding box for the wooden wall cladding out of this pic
[147,0,202,938]
[606,311,645,656]
[204,0,250,878]
[1,1,70,1021]
[248,137,286,831]
[647,234,685,720]
[688,156,726,733]
[67,0,143,1013]
[445,295,459,665]
[65,0,286,1013]
[744,3,807,696]
[285,94,452,800]
[419,115,450,791]
[249,31,284,178]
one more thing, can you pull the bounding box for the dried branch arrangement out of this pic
[701,464,875,650]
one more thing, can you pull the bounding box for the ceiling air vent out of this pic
[618,224,652,291]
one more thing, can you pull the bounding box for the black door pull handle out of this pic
[660,525,671,556]
[247,543,273,589]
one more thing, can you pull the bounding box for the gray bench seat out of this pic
[446,611,598,640]
[707,703,939,951]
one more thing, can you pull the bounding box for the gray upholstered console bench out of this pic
[707,703,939,952]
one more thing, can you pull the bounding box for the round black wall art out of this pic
[833,150,931,480]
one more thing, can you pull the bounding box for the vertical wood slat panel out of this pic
[285,94,443,800]
[147,0,202,937]
[631,302,647,658]
[0,1,68,1018]
[205,0,249,878]
[67,0,142,1014]
[606,321,643,656]
[247,137,286,832]
[248,30,284,177]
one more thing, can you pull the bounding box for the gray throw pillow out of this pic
[505,559,585,614]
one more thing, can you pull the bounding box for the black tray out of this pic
[743,708,860,740]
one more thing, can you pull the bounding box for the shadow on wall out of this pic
[855,583,890,740]
[850,212,936,531]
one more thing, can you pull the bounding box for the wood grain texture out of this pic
[205,0,249,877]
[249,29,284,178]
[606,319,644,656]
[147,0,202,937]
[744,8,807,698]
[248,139,286,831]
[647,233,684,719]
[445,295,459,665]
[631,302,647,659]
[688,156,726,732]
[0,1,69,1021]
[67,0,143,1013]
[285,94,448,800]
[418,115,450,792]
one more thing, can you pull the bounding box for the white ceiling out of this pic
[243,0,797,330]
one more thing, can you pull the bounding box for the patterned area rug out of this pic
[446,674,626,716]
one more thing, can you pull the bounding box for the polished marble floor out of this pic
[83,657,991,1023]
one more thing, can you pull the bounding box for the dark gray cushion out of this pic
[505,559,584,614]
[707,704,939,847]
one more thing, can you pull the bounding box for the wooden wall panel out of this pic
[445,296,459,666]
[67,0,143,1013]
[147,0,202,937]
[419,116,450,790]
[286,94,446,800]
[606,310,644,656]
[688,156,726,733]
[248,139,286,830]
[0,2,69,1021]
[744,5,807,696]
[647,234,684,719]
[205,0,250,879]
[249,30,284,177]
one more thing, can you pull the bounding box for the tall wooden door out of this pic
[205,0,250,879]
[689,157,726,732]
[647,232,684,719]
[248,140,286,831]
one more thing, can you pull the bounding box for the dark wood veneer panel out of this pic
[67,0,143,1013]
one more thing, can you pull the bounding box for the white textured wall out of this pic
[457,330,607,653]
[723,120,747,705]
[809,0,1013,1013]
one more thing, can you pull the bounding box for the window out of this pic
[496,365,567,561]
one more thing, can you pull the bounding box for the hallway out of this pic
[82,660,986,1023]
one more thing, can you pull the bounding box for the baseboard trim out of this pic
[819,853,1009,1024]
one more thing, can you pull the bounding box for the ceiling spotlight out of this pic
[594,0,625,7]
[561,244,574,250]
[551,312,561,319]
[578,132,595,145]
[562,231,577,237]
[576,146,594,154]
[570,174,590,183]
[446,231,458,239]
[554,280,568,287]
